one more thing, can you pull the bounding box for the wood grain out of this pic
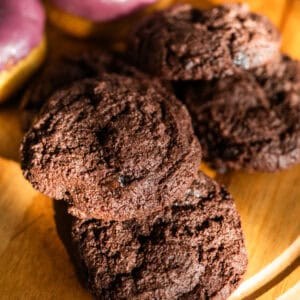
[0,158,91,300]
[0,0,299,299]
[216,168,300,299]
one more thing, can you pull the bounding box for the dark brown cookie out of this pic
[180,55,300,172]
[20,50,146,130]
[21,74,202,220]
[71,171,247,300]
[128,4,281,80]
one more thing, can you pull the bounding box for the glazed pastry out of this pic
[0,0,46,102]
[46,0,173,39]
[21,74,202,220]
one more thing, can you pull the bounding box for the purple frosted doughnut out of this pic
[50,0,157,22]
[0,0,45,70]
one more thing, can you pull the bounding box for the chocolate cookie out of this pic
[180,55,300,172]
[129,4,281,80]
[21,74,202,220]
[71,171,247,300]
[21,50,145,130]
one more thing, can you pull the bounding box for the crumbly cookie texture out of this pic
[72,171,247,300]
[129,3,281,80]
[181,55,300,172]
[21,50,147,130]
[21,74,201,220]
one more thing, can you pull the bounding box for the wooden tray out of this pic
[0,1,299,299]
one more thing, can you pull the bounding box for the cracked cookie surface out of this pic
[72,171,247,300]
[21,74,201,220]
[129,3,280,80]
[21,50,147,130]
[180,55,300,172]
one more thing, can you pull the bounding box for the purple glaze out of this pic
[50,0,158,22]
[0,0,45,70]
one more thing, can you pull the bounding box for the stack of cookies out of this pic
[21,69,247,298]
[20,2,300,299]
[129,3,300,173]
